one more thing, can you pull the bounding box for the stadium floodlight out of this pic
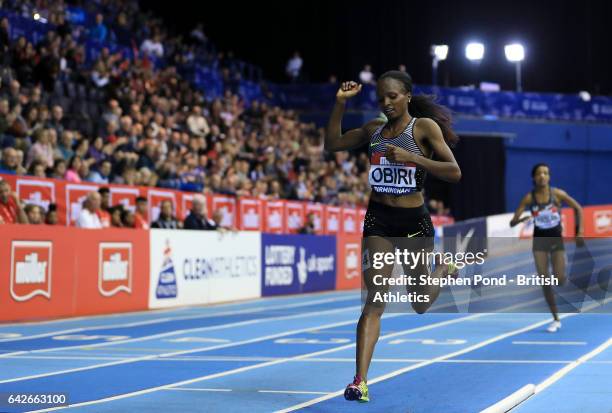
[430,44,448,86]
[505,43,525,92]
[465,42,484,61]
[504,44,525,62]
[579,91,591,102]
[432,45,449,61]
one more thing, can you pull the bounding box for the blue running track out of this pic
[0,242,610,413]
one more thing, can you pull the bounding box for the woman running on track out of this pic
[510,163,584,333]
[325,71,461,403]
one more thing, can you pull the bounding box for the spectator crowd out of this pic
[0,0,370,232]
[0,0,453,229]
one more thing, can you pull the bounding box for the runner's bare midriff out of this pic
[370,191,425,208]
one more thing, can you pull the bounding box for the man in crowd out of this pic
[298,212,317,235]
[183,194,215,230]
[76,191,102,228]
[97,187,112,227]
[134,196,149,229]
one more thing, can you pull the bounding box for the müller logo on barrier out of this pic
[345,243,360,280]
[594,210,612,233]
[10,241,53,302]
[16,179,55,212]
[98,242,132,297]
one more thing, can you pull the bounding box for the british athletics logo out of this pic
[10,241,53,302]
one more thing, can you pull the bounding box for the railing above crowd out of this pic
[267,83,612,123]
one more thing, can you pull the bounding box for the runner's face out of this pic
[377,78,410,120]
[533,166,550,187]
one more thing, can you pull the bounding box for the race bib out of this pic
[368,154,417,195]
[532,205,561,229]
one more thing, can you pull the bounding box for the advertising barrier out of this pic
[73,230,150,316]
[238,197,264,231]
[2,171,610,322]
[584,205,612,237]
[261,234,336,296]
[0,224,149,322]
[149,230,261,309]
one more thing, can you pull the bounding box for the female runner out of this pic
[325,71,461,402]
[510,163,584,332]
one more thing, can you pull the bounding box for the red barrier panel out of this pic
[211,194,236,228]
[0,225,75,321]
[0,224,150,322]
[341,207,358,235]
[304,203,325,234]
[336,234,362,290]
[11,173,605,237]
[285,201,305,233]
[237,197,264,231]
[72,229,150,316]
[324,206,341,235]
[561,208,576,238]
[584,205,612,237]
[264,200,286,233]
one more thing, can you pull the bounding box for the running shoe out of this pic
[546,320,561,333]
[447,262,459,278]
[344,375,369,402]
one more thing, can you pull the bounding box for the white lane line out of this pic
[3,355,579,365]
[482,337,612,413]
[274,296,612,413]
[512,341,587,346]
[480,384,535,413]
[27,304,361,355]
[0,305,367,384]
[7,269,519,356]
[0,290,355,328]
[1,287,555,384]
[28,313,486,412]
[0,294,357,343]
[163,388,232,392]
[0,351,26,358]
[259,390,329,395]
[161,388,329,395]
[300,357,575,364]
[534,337,612,394]
[5,277,604,385]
